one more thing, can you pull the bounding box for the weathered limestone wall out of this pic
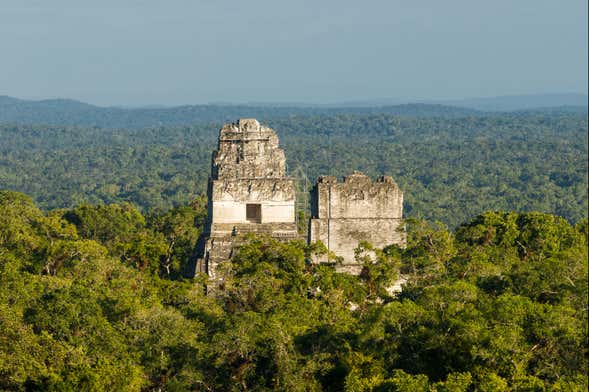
[310,218,404,262]
[211,201,295,224]
[209,177,295,226]
[211,119,286,180]
[309,171,405,273]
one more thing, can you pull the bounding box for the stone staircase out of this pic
[197,222,303,281]
[210,222,299,239]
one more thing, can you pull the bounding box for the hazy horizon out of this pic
[1,0,587,106]
[2,92,588,110]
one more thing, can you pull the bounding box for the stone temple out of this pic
[309,172,405,274]
[196,119,405,280]
[196,119,299,280]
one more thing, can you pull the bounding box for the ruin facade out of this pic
[196,119,405,280]
[309,171,405,274]
[196,119,299,280]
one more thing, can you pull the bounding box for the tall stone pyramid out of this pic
[195,119,299,280]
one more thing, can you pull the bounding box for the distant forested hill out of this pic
[1,94,586,129]
[0,96,482,128]
[444,93,588,111]
[0,111,586,227]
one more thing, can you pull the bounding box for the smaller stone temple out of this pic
[309,171,405,273]
[196,119,299,280]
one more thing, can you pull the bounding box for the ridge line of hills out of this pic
[0,94,586,129]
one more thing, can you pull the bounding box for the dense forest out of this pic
[0,190,586,390]
[0,110,587,227]
[1,104,587,390]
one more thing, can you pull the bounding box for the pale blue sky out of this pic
[1,0,587,106]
